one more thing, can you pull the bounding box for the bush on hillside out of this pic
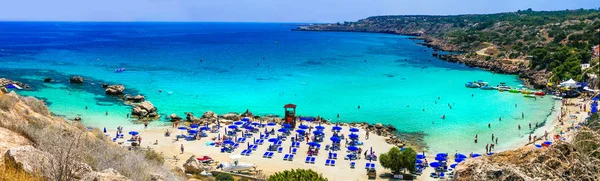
[215,173,234,181]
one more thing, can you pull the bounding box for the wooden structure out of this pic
[283,104,297,128]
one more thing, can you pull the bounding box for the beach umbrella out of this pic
[349,133,359,139]
[313,131,324,135]
[472,153,482,158]
[308,142,321,147]
[267,122,277,126]
[416,159,423,164]
[268,138,279,143]
[245,126,255,130]
[332,126,342,131]
[306,117,314,122]
[242,117,250,122]
[128,131,139,135]
[251,122,260,126]
[435,156,447,161]
[349,127,359,132]
[188,130,198,134]
[223,140,235,145]
[298,125,309,129]
[429,162,441,168]
[455,158,465,163]
[295,129,306,134]
[436,153,448,158]
[450,163,458,169]
[487,152,494,156]
[178,126,188,130]
[200,126,210,131]
[315,125,325,130]
[348,146,359,151]
[233,121,244,125]
[277,128,287,133]
[283,124,292,128]
[456,153,467,159]
[416,154,426,159]
[543,141,552,145]
[535,144,543,148]
[190,124,200,128]
[228,125,238,129]
[330,137,341,142]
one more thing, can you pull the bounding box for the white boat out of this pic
[552,96,563,100]
[218,162,256,172]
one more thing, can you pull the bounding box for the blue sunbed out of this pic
[330,160,336,166]
[268,152,274,158]
[370,163,376,169]
[263,152,270,158]
[292,148,297,154]
[310,157,316,164]
[277,147,283,153]
[245,150,252,156]
[325,159,331,166]
[241,150,248,155]
[288,154,294,161]
[305,156,311,163]
[332,153,338,159]
[366,163,370,169]
[283,154,290,161]
[350,162,355,169]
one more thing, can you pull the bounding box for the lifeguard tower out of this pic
[283,104,297,128]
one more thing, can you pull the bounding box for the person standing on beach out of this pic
[518,124,521,130]
[485,144,489,154]
[180,144,184,154]
[144,121,149,128]
[528,134,532,142]
[366,131,369,140]
[499,117,502,121]
[535,122,538,128]
[522,112,524,119]
[491,134,494,142]
[488,123,491,128]
[529,123,532,130]
[495,137,498,144]
[474,135,478,143]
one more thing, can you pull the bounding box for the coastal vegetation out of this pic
[268,169,328,181]
[379,147,417,174]
[298,9,600,83]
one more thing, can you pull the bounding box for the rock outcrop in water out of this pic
[105,85,125,95]
[131,101,159,119]
[124,95,145,103]
[43,77,52,83]
[0,78,30,90]
[69,76,84,84]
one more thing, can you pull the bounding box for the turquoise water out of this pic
[0,22,554,154]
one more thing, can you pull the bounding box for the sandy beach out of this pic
[108,121,395,181]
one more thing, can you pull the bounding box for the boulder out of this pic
[101,84,109,88]
[131,101,158,118]
[125,95,145,103]
[186,112,201,122]
[221,113,240,121]
[0,87,7,94]
[69,76,84,84]
[183,155,203,174]
[202,111,217,119]
[43,77,52,83]
[74,116,82,121]
[170,113,182,121]
[105,85,125,95]
[82,168,131,181]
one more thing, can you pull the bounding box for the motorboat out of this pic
[552,96,563,100]
[524,94,536,98]
[480,85,496,90]
[497,86,511,92]
[218,162,257,172]
[534,91,545,96]
[521,89,533,94]
[508,89,520,93]
[465,82,480,88]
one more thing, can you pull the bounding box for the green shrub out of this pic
[215,173,234,181]
[144,150,165,165]
[268,169,327,181]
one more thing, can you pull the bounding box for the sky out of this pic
[0,0,598,23]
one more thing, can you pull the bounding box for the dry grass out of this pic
[0,94,18,111]
[0,160,44,181]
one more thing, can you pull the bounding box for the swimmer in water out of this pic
[106,111,108,115]
[158,90,162,93]
[358,105,360,109]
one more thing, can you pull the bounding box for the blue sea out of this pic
[0,22,555,154]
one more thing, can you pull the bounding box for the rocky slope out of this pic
[453,128,600,180]
[0,91,180,181]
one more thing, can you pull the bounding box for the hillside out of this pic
[297,9,600,86]
[0,90,181,181]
